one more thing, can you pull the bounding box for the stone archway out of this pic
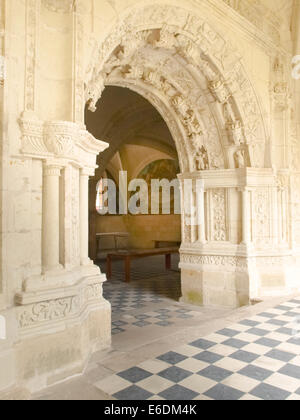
[84,5,268,173]
[83,4,271,309]
[2,0,299,399]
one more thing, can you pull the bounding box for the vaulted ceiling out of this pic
[85,86,177,174]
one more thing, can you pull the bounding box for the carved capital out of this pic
[19,114,109,165]
[19,112,46,155]
[44,121,77,157]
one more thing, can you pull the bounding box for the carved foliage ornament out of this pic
[18,283,103,329]
[84,5,266,171]
[19,115,109,161]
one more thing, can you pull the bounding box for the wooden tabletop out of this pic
[107,247,179,258]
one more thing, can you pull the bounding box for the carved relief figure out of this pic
[234,149,246,168]
[195,146,209,171]
[227,120,245,145]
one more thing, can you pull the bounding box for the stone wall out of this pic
[0,0,299,398]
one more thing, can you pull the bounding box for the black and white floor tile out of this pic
[101,255,181,316]
[111,305,196,335]
[95,298,300,400]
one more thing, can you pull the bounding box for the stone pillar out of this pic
[273,186,279,245]
[80,168,93,265]
[42,162,62,272]
[241,188,251,246]
[190,187,197,244]
[196,181,206,243]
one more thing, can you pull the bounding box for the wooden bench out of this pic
[106,247,179,283]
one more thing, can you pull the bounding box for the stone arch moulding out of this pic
[84,4,269,174]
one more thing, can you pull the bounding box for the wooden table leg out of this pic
[107,255,112,278]
[125,256,131,283]
[165,254,171,270]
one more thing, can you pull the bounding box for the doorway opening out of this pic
[85,86,183,333]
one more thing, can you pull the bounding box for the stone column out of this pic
[190,187,197,244]
[196,180,206,243]
[42,162,62,272]
[273,186,279,245]
[80,168,93,265]
[241,188,251,246]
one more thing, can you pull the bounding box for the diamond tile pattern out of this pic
[94,297,300,400]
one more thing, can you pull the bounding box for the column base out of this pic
[180,251,300,308]
[0,270,111,395]
[179,252,253,309]
[180,268,250,308]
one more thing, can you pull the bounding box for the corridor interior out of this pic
[35,86,300,401]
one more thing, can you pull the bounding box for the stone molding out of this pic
[15,274,106,333]
[180,253,293,273]
[220,0,281,45]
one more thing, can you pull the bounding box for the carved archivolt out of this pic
[84,4,267,173]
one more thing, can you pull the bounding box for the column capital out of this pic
[43,164,62,177]
[238,187,251,193]
[80,167,95,177]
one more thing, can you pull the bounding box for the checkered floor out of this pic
[111,305,196,335]
[95,298,300,400]
[100,255,181,316]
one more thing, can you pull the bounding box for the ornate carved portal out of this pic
[84,6,268,174]
[80,5,284,310]
[1,0,299,400]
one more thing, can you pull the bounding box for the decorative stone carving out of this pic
[0,55,4,86]
[42,0,75,13]
[25,0,38,111]
[212,189,227,241]
[18,297,78,328]
[17,283,103,329]
[19,112,47,155]
[44,121,76,157]
[18,115,109,165]
[195,146,209,171]
[208,79,231,104]
[234,150,246,168]
[156,25,178,49]
[180,254,248,272]
[86,73,106,112]
[172,95,189,117]
[273,82,290,112]
[227,120,245,145]
[253,189,271,247]
[84,5,267,172]
[271,56,291,112]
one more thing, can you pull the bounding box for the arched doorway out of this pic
[83,5,268,309]
[85,86,182,323]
